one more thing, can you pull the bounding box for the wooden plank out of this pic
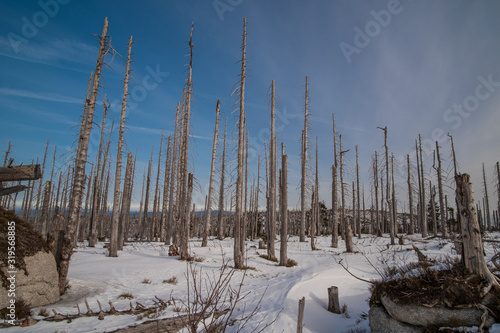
[0,164,41,181]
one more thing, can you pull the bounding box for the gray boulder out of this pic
[369,305,424,333]
[1,250,60,309]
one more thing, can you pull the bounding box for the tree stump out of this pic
[328,286,341,314]
[297,297,305,333]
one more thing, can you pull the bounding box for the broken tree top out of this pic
[0,164,41,182]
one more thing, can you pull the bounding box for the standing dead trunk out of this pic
[435,141,447,238]
[374,152,380,236]
[331,113,338,247]
[378,127,394,245]
[141,148,153,241]
[109,36,132,257]
[391,154,397,235]
[407,154,414,234]
[179,173,194,260]
[34,140,49,231]
[119,152,133,249]
[152,129,164,241]
[279,143,288,266]
[339,136,351,252]
[160,135,172,242]
[234,18,247,269]
[202,100,220,247]
[356,145,361,238]
[178,23,194,260]
[60,17,109,295]
[300,76,309,243]
[166,103,181,245]
[310,185,316,250]
[430,181,437,236]
[496,162,500,228]
[217,118,228,240]
[419,135,428,237]
[455,173,500,296]
[267,80,277,261]
[482,163,492,231]
[40,181,51,239]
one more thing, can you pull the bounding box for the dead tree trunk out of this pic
[300,76,309,243]
[202,100,220,247]
[217,118,227,241]
[40,181,51,239]
[430,181,437,236]
[152,129,164,241]
[455,173,500,296]
[374,152,380,236]
[435,141,447,238]
[119,152,133,249]
[378,126,394,245]
[89,96,108,247]
[407,154,414,234]
[331,113,338,247]
[482,163,491,231]
[34,140,49,230]
[166,103,181,245]
[61,17,109,294]
[356,145,361,238]
[339,136,351,252]
[178,23,194,259]
[110,35,132,257]
[419,135,428,237]
[279,143,288,266]
[179,173,193,260]
[496,161,500,228]
[267,80,277,261]
[141,148,153,241]
[160,135,172,242]
[310,185,316,251]
[234,18,247,269]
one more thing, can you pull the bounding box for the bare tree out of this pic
[300,76,309,242]
[435,141,447,238]
[279,143,288,266]
[407,154,414,234]
[119,152,134,249]
[267,80,277,260]
[378,126,394,245]
[418,135,428,237]
[152,129,164,241]
[339,135,352,252]
[110,36,132,257]
[166,103,181,245]
[202,100,220,247]
[482,163,492,231]
[356,145,361,238]
[374,151,380,236]
[141,148,153,241]
[331,114,338,247]
[60,18,109,295]
[217,118,228,241]
[232,18,247,269]
[160,135,172,242]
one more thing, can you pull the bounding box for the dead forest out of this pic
[1,17,500,306]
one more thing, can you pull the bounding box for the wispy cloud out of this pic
[0,87,83,104]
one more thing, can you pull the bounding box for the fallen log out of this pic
[0,185,27,196]
[0,164,41,181]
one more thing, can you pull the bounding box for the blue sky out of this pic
[1,0,499,212]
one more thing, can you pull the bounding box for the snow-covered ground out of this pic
[3,233,500,332]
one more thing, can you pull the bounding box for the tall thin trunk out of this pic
[331,114,338,247]
[234,18,246,268]
[40,181,51,239]
[254,155,260,240]
[315,137,319,238]
[242,128,249,254]
[152,129,164,241]
[339,135,351,251]
[60,18,109,294]
[217,118,228,240]
[267,80,277,260]
[430,181,437,235]
[119,152,133,250]
[482,163,492,231]
[378,126,394,245]
[34,140,49,230]
[161,135,172,242]
[407,154,414,234]
[391,154,397,235]
[202,100,220,247]
[141,148,153,241]
[300,76,309,243]
[310,185,316,250]
[374,152,380,236]
[435,141,447,237]
[496,161,500,228]
[179,23,195,260]
[419,135,428,237]
[279,143,288,266]
[356,145,361,238]
[166,103,181,245]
